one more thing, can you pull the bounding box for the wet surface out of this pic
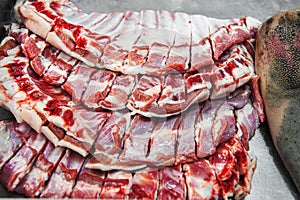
[0,0,300,199]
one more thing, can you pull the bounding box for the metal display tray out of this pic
[0,0,299,199]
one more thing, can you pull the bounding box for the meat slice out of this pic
[190,15,214,71]
[127,169,159,199]
[176,104,201,164]
[156,10,175,30]
[99,171,132,199]
[81,69,117,110]
[61,62,97,103]
[157,165,187,200]
[21,34,47,60]
[235,101,260,150]
[70,160,106,199]
[15,141,65,197]
[165,12,191,73]
[195,100,222,158]
[183,159,221,199]
[100,30,141,73]
[127,75,164,117]
[43,51,78,85]
[190,38,214,72]
[146,115,181,166]
[30,46,60,76]
[40,149,85,198]
[157,74,186,114]
[100,75,137,110]
[118,115,156,170]
[0,132,47,191]
[87,111,131,170]
[209,136,256,199]
[58,107,110,156]
[18,1,55,39]
[0,121,32,169]
[142,42,172,76]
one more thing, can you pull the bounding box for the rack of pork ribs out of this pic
[0,0,265,199]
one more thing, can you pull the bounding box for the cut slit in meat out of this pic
[81,69,117,110]
[0,120,258,199]
[87,111,131,171]
[3,21,257,118]
[17,0,260,76]
[15,141,65,197]
[0,132,47,191]
[70,158,106,199]
[39,149,85,198]
[118,115,156,170]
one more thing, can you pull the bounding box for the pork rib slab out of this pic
[118,115,156,170]
[99,170,132,199]
[87,111,131,171]
[40,149,85,198]
[0,131,47,191]
[127,169,159,199]
[0,121,32,169]
[14,141,65,197]
[70,159,105,199]
[157,165,187,200]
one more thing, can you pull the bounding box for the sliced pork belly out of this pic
[190,15,214,72]
[209,136,257,199]
[157,74,186,114]
[127,75,164,117]
[0,121,31,169]
[195,100,222,158]
[127,169,159,199]
[118,115,156,170]
[146,115,181,166]
[17,1,55,39]
[62,62,97,103]
[100,75,137,110]
[235,101,260,150]
[70,160,105,199]
[100,30,141,74]
[81,69,116,110]
[165,12,191,73]
[88,111,131,170]
[30,45,60,76]
[58,107,110,156]
[40,149,85,198]
[21,34,47,59]
[183,159,221,199]
[43,51,78,85]
[158,165,187,200]
[176,104,201,164]
[0,132,47,191]
[15,141,65,197]
[99,170,132,199]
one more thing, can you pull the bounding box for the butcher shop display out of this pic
[0,0,268,199]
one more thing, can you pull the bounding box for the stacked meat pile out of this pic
[0,0,265,199]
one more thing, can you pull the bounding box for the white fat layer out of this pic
[7,46,21,56]
[40,126,59,145]
[57,139,88,157]
[21,107,43,133]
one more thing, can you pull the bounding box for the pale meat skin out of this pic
[255,8,300,191]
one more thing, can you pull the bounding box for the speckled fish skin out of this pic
[255,8,300,191]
